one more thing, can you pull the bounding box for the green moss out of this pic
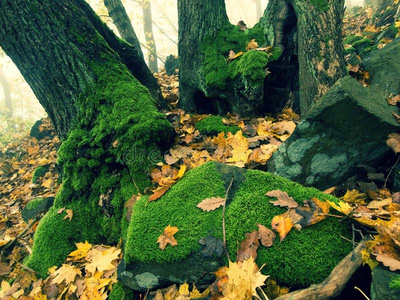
[26,14,173,277]
[345,47,356,55]
[201,24,281,89]
[391,275,400,289]
[32,166,48,183]
[352,38,372,52]
[25,198,45,210]
[309,0,329,11]
[196,116,240,136]
[109,283,134,299]
[125,161,351,287]
[344,35,363,45]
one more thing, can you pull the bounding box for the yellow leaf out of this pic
[246,39,259,51]
[68,241,92,261]
[342,189,367,204]
[157,225,179,250]
[85,247,121,274]
[190,285,210,298]
[271,214,293,242]
[52,264,82,285]
[178,282,189,296]
[327,200,354,215]
[63,209,73,221]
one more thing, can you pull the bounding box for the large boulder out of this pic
[371,265,400,300]
[120,161,352,292]
[362,37,400,98]
[268,76,400,190]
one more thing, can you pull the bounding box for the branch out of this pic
[275,242,364,300]
[152,21,178,45]
[140,42,165,64]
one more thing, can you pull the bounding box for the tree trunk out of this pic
[140,0,158,73]
[261,0,347,116]
[104,0,144,60]
[178,0,230,113]
[0,0,174,277]
[0,66,12,118]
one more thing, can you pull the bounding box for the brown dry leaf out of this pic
[57,207,65,214]
[246,39,259,51]
[392,112,400,123]
[294,198,330,227]
[266,190,298,209]
[271,121,296,135]
[323,186,336,194]
[27,144,40,155]
[367,198,392,210]
[271,214,293,242]
[148,185,171,202]
[387,133,400,154]
[157,225,179,250]
[387,94,400,106]
[0,262,11,276]
[375,255,400,271]
[220,257,268,299]
[63,209,73,221]
[257,224,275,248]
[237,231,260,261]
[197,197,225,212]
[42,178,54,189]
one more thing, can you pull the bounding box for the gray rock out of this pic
[363,38,400,98]
[22,197,54,222]
[371,265,400,300]
[269,76,400,190]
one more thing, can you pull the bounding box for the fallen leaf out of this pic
[246,39,259,51]
[342,189,367,205]
[52,264,82,285]
[238,231,260,261]
[387,95,400,106]
[68,241,92,261]
[63,209,73,221]
[157,225,179,250]
[387,133,400,154]
[376,255,400,271]
[266,190,298,209]
[148,185,170,202]
[197,197,225,212]
[257,224,275,247]
[85,247,121,274]
[271,214,293,242]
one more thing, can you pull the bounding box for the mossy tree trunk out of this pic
[178,0,230,113]
[0,66,12,118]
[104,0,144,59]
[0,0,174,276]
[261,0,347,116]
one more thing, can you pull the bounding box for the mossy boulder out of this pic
[344,35,363,45]
[109,283,134,300]
[32,165,49,183]
[371,265,400,300]
[196,116,240,136]
[121,161,352,291]
[269,76,400,190]
[22,197,54,222]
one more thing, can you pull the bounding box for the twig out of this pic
[384,155,400,188]
[16,261,38,274]
[354,286,370,300]
[139,42,165,64]
[152,21,178,45]
[222,178,234,262]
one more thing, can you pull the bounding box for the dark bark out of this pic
[261,0,347,116]
[0,66,12,117]
[141,0,158,73]
[178,0,230,113]
[104,0,144,59]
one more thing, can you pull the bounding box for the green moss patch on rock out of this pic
[109,283,134,300]
[124,161,352,289]
[201,24,281,90]
[32,165,49,183]
[196,116,240,136]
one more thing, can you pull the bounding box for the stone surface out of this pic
[363,37,400,98]
[22,197,54,222]
[120,161,353,292]
[371,265,400,300]
[269,76,400,190]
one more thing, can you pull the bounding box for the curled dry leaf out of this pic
[375,255,400,271]
[148,185,171,202]
[387,133,400,154]
[266,190,298,209]
[197,197,225,212]
[157,225,179,250]
[387,94,400,106]
[237,231,260,261]
[257,224,275,247]
[271,214,293,242]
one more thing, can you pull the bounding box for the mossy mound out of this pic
[22,197,54,222]
[109,283,134,299]
[124,161,352,288]
[196,116,240,136]
[344,35,363,45]
[201,24,281,90]
[32,165,48,183]
[391,275,400,289]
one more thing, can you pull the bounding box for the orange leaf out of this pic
[157,225,179,250]
[257,224,275,248]
[148,185,171,202]
[271,214,293,242]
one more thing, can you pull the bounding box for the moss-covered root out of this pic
[196,116,240,136]
[109,283,134,300]
[125,161,352,287]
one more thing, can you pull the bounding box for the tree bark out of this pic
[104,0,144,59]
[178,0,230,113]
[0,0,174,276]
[0,66,12,117]
[261,0,347,116]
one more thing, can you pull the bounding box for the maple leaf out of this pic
[63,209,73,221]
[85,247,121,274]
[387,133,400,154]
[51,264,82,285]
[271,214,293,242]
[68,241,92,261]
[266,190,298,209]
[342,189,367,204]
[327,200,353,215]
[197,196,225,212]
[257,224,275,248]
[157,225,179,250]
[238,231,260,261]
[246,39,259,51]
[221,258,268,299]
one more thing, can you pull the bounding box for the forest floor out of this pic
[1,5,400,300]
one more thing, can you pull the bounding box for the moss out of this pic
[345,47,356,55]
[125,161,351,287]
[26,14,173,276]
[109,283,134,299]
[201,24,281,89]
[352,38,372,52]
[391,275,400,289]
[32,165,48,183]
[309,0,329,11]
[344,35,363,45]
[196,116,240,136]
[25,198,44,210]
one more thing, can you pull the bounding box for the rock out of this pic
[30,119,54,140]
[164,55,179,76]
[363,38,400,98]
[121,161,352,292]
[371,265,400,300]
[390,165,400,192]
[22,197,54,222]
[268,76,400,190]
